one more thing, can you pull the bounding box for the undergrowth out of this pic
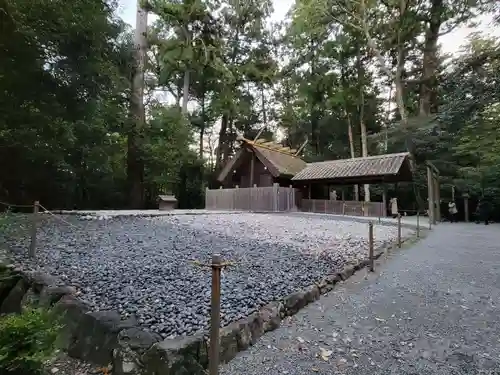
[0,308,61,375]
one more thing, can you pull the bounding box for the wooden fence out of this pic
[205,186,385,217]
[205,184,296,212]
[301,199,385,217]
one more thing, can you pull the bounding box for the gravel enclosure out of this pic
[3,212,413,339]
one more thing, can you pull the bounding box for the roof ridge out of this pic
[308,152,409,165]
[239,137,303,158]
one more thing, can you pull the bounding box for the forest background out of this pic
[1,0,500,220]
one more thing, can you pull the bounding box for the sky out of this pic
[117,0,500,56]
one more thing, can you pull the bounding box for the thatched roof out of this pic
[217,137,306,182]
[292,152,412,183]
[217,136,413,185]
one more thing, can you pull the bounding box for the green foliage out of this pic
[1,0,500,217]
[0,308,61,375]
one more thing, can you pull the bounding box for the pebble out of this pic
[6,212,411,337]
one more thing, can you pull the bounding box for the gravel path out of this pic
[4,213,411,339]
[221,223,500,375]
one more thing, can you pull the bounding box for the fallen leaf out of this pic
[311,368,319,372]
[319,347,333,361]
[375,317,386,322]
[297,337,305,344]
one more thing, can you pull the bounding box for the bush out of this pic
[0,308,61,375]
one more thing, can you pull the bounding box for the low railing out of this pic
[300,199,385,218]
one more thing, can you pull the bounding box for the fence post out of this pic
[397,213,402,248]
[342,202,346,215]
[416,211,420,238]
[209,254,222,375]
[29,201,39,258]
[272,183,279,212]
[369,221,374,272]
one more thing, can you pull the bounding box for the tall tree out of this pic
[128,0,148,208]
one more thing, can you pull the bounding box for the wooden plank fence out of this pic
[205,184,296,212]
[205,186,384,217]
[301,199,384,217]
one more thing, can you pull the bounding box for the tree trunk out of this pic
[357,53,370,202]
[199,93,205,159]
[182,69,190,114]
[127,1,147,209]
[419,0,443,116]
[260,84,267,125]
[340,52,358,201]
[346,111,359,201]
[215,114,228,170]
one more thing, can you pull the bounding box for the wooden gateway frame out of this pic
[426,161,440,224]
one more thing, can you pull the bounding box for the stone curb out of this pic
[205,233,423,368]
[0,230,425,375]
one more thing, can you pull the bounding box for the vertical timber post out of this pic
[249,151,255,187]
[272,183,279,212]
[416,211,420,238]
[433,173,440,223]
[463,194,469,222]
[382,186,387,218]
[209,254,222,375]
[369,222,374,272]
[397,213,402,248]
[427,164,434,226]
[29,201,39,258]
[205,187,209,209]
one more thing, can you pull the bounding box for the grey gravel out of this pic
[221,223,500,375]
[4,212,411,338]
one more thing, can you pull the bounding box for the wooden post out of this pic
[427,165,434,225]
[452,186,455,201]
[397,213,402,248]
[29,201,39,258]
[205,187,209,209]
[368,222,374,272]
[272,183,279,212]
[249,152,255,187]
[416,211,420,238]
[463,194,469,222]
[433,173,440,223]
[209,254,222,375]
[382,187,387,217]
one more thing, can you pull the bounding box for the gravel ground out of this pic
[4,213,412,338]
[221,223,500,375]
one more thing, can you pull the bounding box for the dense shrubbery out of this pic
[0,308,61,375]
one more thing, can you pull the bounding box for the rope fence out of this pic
[0,199,429,375]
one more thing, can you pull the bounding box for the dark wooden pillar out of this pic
[382,185,387,217]
[434,173,441,222]
[249,151,255,187]
[463,193,469,222]
[427,164,435,224]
